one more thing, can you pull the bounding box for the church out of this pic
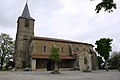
[14,3,97,71]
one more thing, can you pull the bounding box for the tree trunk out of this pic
[0,58,3,70]
[54,61,58,71]
[105,60,109,71]
[51,61,60,74]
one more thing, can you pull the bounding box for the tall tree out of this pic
[93,0,117,13]
[49,44,61,74]
[95,38,113,71]
[0,33,14,70]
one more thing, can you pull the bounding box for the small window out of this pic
[61,47,63,53]
[76,47,79,50]
[84,57,87,64]
[44,46,46,52]
[25,20,29,27]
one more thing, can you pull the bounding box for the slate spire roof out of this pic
[21,3,33,19]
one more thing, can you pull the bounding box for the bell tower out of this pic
[15,3,35,69]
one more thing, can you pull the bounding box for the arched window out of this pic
[25,20,29,27]
[76,47,79,50]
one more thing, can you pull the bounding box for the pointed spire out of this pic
[21,2,33,19]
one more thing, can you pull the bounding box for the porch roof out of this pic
[32,54,75,60]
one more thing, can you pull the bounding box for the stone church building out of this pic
[14,3,97,71]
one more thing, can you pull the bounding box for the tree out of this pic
[49,44,61,74]
[0,33,14,70]
[108,51,120,69]
[93,0,117,13]
[95,38,113,71]
[97,56,104,69]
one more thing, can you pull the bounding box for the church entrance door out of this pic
[47,60,54,71]
[47,60,52,71]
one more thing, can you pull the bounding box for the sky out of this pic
[0,0,120,52]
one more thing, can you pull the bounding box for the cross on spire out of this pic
[26,0,28,3]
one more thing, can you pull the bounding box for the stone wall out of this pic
[30,39,96,71]
[15,17,34,69]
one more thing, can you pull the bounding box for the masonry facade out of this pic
[14,3,97,71]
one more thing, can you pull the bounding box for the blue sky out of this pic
[0,0,120,51]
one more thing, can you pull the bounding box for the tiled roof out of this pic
[33,36,93,46]
[32,54,75,60]
[72,50,81,54]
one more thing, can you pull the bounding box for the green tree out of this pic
[95,38,113,71]
[93,0,117,13]
[108,51,120,69]
[49,44,61,74]
[0,33,14,70]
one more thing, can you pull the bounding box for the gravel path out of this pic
[0,70,120,80]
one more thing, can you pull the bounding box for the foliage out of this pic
[0,33,14,70]
[95,38,113,61]
[95,0,117,13]
[49,45,61,62]
[49,44,61,74]
[108,51,120,69]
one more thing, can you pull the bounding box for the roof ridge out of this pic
[34,36,93,46]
